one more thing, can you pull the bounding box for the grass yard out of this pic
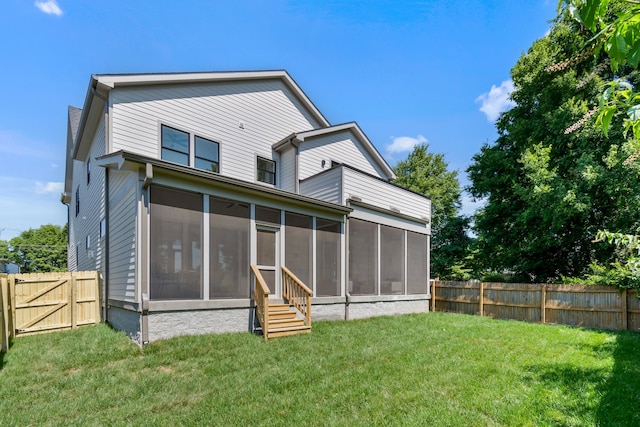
[1,312,639,426]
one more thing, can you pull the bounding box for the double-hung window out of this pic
[195,136,219,172]
[257,157,276,185]
[161,125,190,166]
[161,125,220,173]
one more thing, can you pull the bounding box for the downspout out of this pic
[104,168,109,323]
[344,211,350,321]
[141,163,153,346]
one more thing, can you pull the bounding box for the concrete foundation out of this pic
[107,295,431,343]
[147,308,253,342]
[108,306,142,344]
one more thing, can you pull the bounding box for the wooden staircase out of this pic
[264,302,311,338]
[251,264,312,340]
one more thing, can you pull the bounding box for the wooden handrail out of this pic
[250,265,271,340]
[281,265,312,327]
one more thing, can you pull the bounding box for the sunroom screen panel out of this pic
[349,219,377,295]
[209,197,250,298]
[380,225,404,295]
[407,231,428,294]
[316,219,341,296]
[150,186,203,300]
[285,212,312,287]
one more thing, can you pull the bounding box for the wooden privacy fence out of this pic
[0,271,101,352]
[432,281,640,332]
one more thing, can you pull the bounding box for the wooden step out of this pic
[267,325,311,338]
[268,303,290,311]
[268,318,305,328]
[268,310,297,320]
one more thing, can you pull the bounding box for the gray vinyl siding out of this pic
[298,130,386,181]
[72,116,106,272]
[108,171,138,302]
[343,168,431,231]
[110,80,320,184]
[299,167,342,205]
[279,145,296,192]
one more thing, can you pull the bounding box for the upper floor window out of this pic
[257,157,276,185]
[161,125,220,173]
[86,158,91,185]
[195,136,219,173]
[161,125,189,166]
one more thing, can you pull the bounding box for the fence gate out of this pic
[12,271,100,336]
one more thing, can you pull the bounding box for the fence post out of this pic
[622,289,628,331]
[95,271,101,323]
[70,272,77,330]
[431,280,436,312]
[541,284,546,324]
[1,275,7,353]
[479,282,485,317]
[9,275,16,341]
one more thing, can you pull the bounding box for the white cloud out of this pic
[476,80,516,122]
[386,134,427,155]
[35,181,64,195]
[35,0,63,16]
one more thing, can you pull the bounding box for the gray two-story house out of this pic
[62,70,431,343]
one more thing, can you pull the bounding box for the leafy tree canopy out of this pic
[467,8,640,282]
[3,224,68,273]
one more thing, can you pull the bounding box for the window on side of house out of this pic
[256,157,276,185]
[87,158,91,185]
[86,234,91,250]
[75,186,80,217]
[161,125,189,166]
[194,136,219,173]
[99,218,106,240]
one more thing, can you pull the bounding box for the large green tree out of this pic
[5,224,68,273]
[393,144,473,279]
[467,9,640,282]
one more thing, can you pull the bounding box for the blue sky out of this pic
[0,0,556,241]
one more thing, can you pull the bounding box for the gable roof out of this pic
[68,106,82,143]
[272,122,396,180]
[71,70,330,161]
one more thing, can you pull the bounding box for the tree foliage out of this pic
[3,224,68,273]
[393,144,474,279]
[467,9,640,282]
[560,0,640,146]
[553,0,640,291]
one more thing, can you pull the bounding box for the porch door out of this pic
[256,227,280,298]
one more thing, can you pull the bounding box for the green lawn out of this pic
[1,313,639,426]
